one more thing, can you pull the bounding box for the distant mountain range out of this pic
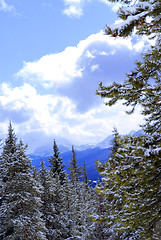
[32,134,113,156]
[30,129,143,182]
[30,147,111,182]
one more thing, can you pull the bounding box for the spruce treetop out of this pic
[3,122,17,155]
[68,146,82,183]
[49,139,66,184]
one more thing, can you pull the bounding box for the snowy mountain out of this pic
[33,135,112,156]
[30,129,143,181]
[96,134,113,149]
[129,129,144,136]
[75,135,114,151]
[33,129,143,156]
[30,147,111,182]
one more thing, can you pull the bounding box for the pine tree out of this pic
[90,179,113,240]
[94,132,142,239]
[95,1,161,238]
[0,138,3,238]
[68,146,82,183]
[66,146,97,239]
[105,0,161,38]
[109,127,120,158]
[49,139,66,184]
[40,158,71,240]
[114,135,161,239]
[0,123,47,240]
[58,175,74,239]
[82,162,88,187]
[51,173,71,239]
[94,130,125,239]
[39,159,55,240]
[96,129,121,225]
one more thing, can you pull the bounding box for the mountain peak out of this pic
[32,129,143,155]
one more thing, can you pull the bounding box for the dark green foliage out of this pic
[97,41,161,117]
[0,123,47,240]
[105,0,161,37]
[0,126,108,239]
[109,127,120,159]
[68,146,82,183]
[0,123,125,239]
[82,162,89,186]
[39,159,55,240]
[95,0,161,239]
[49,139,66,184]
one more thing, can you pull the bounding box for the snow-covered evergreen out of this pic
[68,146,82,183]
[96,0,161,239]
[49,139,66,185]
[0,123,47,240]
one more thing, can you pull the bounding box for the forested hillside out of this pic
[0,124,116,239]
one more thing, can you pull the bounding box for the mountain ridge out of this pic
[33,129,143,156]
[30,146,111,182]
[30,129,143,181]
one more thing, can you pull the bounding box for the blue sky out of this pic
[0,0,149,152]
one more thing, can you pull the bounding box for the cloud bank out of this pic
[17,31,149,113]
[0,31,149,152]
[0,82,143,153]
[17,31,145,88]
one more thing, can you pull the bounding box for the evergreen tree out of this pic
[40,159,71,240]
[95,0,161,238]
[0,138,3,238]
[94,132,142,239]
[66,147,98,239]
[82,162,88,187]
[0,123,47,240]
[78,184,102,240]
[66,174,99,239]
[94,130,124,239]
[90,180,113,240]
[39,159,55,240]
[114,135,161,239]
[68,146,82,183]
[58,175,74,239]
[66,146,84,238]
[51,173,71,239]
[49,139,66,184]
[105,0,161,38]
[109,127,120,159]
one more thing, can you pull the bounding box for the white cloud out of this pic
[0,0,15,12]
[90,64,99,72]
[0,83,144,153]
[0,83,77,141]
[7,31,150,151]
[62,0,86,17]
[17,46,84,88]
[17,31,150,116]
[63,4,83,17]
[17,31,147,88]
[62,0,122,18]
[86,50,95,59]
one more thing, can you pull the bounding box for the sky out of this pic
[0,0,150,153]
